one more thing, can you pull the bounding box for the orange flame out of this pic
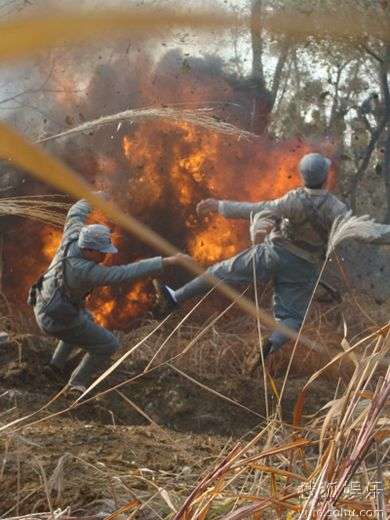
[3,57,334,330]
[23,122,317,329]
[41,229,62,260]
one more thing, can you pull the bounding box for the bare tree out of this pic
[249,0,290,134]
[349,43,390,217]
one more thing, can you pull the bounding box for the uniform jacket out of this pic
[34,199,163,331]
[219,187,348,264]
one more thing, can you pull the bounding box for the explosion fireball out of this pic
[2,49,329,330]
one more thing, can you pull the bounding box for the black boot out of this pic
[244,338,274,376]
[262,338,273,360]
[152,280,179,319]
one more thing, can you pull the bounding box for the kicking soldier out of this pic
[153,153,348,360]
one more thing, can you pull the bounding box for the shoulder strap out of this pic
[298,189,330,243]
[54,238,78,292]
[42,236,78,284]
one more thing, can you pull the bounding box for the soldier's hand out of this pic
[163,253,192,268]
[196,198,219,217]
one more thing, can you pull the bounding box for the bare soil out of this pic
[0,329,343,517]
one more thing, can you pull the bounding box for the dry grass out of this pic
[0,5,389,65]
[158,320,390,520]
[0,196,68,227]
[37,107,258,145]
[0,3,389,519]
[1,290,389,519]
[327,211,381,258]
[249,211,275,245]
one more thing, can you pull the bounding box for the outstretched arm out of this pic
[68,253,190,288]
[362,223,390,245]
[219,200,276,219]
[197,194,293,220]
[70,256,164,287]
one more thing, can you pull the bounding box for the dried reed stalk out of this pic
[37,107,258,144]
[0,6,389,67]
[1,5,390,518]
[315,369,390,519]
[171,324,390,520]
[0,196,68,226]
[249,210,275,244]
[327,211,382,258]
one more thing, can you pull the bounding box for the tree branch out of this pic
[350,45,390,213]
[250,0,265,88]
[361,43,384,63]
[350,118,386,211]
[270,41,290,107]
[379,44,390,221]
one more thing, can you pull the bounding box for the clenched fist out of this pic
[196,198,219,217]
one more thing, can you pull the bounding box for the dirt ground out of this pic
[0,327,342,517]
[0,300,385,518]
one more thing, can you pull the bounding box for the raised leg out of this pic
[174,245,272,304]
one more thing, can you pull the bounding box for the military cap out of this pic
[78,224,118,254]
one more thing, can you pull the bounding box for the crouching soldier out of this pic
[154,153,348,363]
[29,195,186,394]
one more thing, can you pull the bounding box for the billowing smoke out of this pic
[2,44,321,329]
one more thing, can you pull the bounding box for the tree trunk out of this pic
[350,44,390,213]
[349,122,385,212]
[250,0,265,88]
[381,44,390,221]
[250,0,272,134]
[248,0,290,135]
[383,128,390,222]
